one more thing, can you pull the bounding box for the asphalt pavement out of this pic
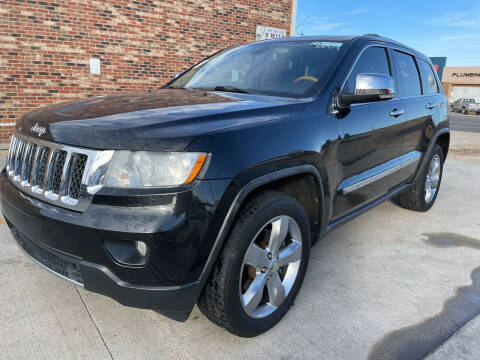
[449,112,480,133]
[1,134,480,359]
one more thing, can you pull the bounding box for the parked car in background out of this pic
[1,35,449,337]
[450,98,480,115]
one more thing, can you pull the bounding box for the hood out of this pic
[17,89,308,151]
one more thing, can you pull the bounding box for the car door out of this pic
[333,45,407,220]
[453,99,461,111]
[417,56,448,127]
[391,50,441,173]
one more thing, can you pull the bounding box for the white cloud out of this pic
[303,16,355,34]
[343,8,369,15]
[440,34,478,41]
[422,9,480,29]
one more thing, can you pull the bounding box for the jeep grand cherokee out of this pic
[0,35,449,337]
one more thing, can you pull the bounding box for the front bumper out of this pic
[0,173,231,321]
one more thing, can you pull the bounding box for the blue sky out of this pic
[296,0,480,66]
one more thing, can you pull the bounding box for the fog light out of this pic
[135,241,147,257]
[105,239,148,266]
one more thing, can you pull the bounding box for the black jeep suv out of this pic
[0,35,449,337]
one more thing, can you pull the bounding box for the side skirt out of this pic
[323,182,414,237]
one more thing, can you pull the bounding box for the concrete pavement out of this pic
[428,316,480,360]
[0,133,479,359]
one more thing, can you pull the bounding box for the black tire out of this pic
[197,191,311,337]
[398,145,444,211]
[462,107,467,114]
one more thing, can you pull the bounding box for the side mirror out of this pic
[340,73,395,106]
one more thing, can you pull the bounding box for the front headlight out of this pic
[103,151,208,188]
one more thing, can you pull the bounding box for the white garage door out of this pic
[449,86,480,103]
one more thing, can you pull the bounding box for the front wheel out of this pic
[462,107,467,114]
[198,191,310,337]
[398,145,444,211]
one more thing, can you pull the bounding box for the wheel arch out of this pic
[436,132,450,160]
[414,128,450,182]
[242,173,322,239]
[197,165,326,286]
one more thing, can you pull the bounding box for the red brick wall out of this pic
[0,0,293,142]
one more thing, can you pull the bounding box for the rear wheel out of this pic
[398,145,443,211]
[198,191,310,337]
[462,107,467,114]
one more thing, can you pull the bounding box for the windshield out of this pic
[167,40,348,98]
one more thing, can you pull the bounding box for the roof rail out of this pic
[363,33,380,37]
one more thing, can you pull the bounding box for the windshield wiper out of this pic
[211,85,251,94]
[168,85,251,94]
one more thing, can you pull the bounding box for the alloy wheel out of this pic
[239,215,302,319]
[425,154,441,204]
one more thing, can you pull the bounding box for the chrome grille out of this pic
[51,150,67,193]
[23,143,37,184]
[34,147,51,187]
[14,139,26,178]
[68,154,88,199]
[6,133,114,212]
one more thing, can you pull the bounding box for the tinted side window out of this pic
[344,47,390,93]
[392,51,421,97]
[418,58,439,94]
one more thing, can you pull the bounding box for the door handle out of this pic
[390,109,405,117]
[426,103,437,110]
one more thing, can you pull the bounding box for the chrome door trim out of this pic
[339,151,422,194]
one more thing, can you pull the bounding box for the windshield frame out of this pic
[163,39,353,99]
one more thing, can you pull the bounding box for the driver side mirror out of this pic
[340,73,395,106]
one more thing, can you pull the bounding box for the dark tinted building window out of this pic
[393,51,421,97]
[417,58,439,95]
[344,47,390,94]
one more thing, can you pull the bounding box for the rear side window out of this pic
[417,58,439,94]
[392,51,421,97]
[344,46,390,94]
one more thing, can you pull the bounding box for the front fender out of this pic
[191,164,327,303]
